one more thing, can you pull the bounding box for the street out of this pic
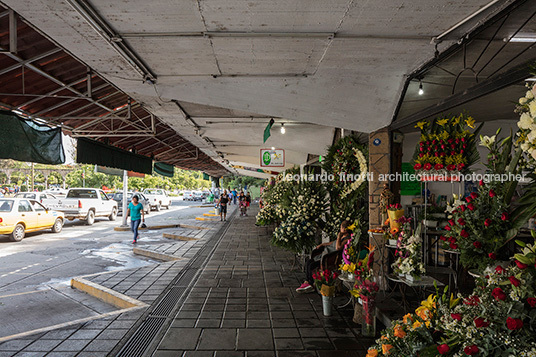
[0,198,213,340]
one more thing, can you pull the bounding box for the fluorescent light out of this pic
[280,123,286,134]
[418,82,424,96]
[526,77,536,82]
[508,37,536,43]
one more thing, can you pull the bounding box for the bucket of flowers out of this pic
[392,220,425,282]
[313,268,339,316]
[386,204,404,232]
[350,247,379,336]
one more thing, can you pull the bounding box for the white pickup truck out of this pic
[42,188,118,225]
[142,189,171,211]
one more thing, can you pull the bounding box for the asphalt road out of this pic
[0,198,211,339]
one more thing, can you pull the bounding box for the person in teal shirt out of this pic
[127,195,145,243]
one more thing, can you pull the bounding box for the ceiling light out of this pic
[271,147,275,150]
[508,37,536,43]
[418,81,424,96]
[280,123,286,134]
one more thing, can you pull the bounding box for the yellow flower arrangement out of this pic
[437,118,449,126]
[415,121,427,130]
[465,116,475,129]
[412,320,422,329]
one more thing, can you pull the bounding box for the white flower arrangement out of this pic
[515,83,536,169]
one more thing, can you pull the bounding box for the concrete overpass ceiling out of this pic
[0,0,516,176]
[392,0,536,130]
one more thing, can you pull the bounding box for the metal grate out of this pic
[116,317,165,357]
[151,286,185,317]
[113,210,237,357]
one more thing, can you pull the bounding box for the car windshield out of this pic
[113,193,133,200]
[144,190,162,195]
[15,193,36,199]
[67,189,98,198]
[0,199,14,212]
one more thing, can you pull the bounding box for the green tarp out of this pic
[77,138,152,175]
[154,162,174,177]
[0,111,65,164]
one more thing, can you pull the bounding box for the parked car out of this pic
[112,192,150,215]
[142,189,172,211]
[0,198,64,241]
[183,191,194,201]
[15,192,57,203]
[41,188,118,225]
[193,191,204,201]
[45,187,68,197]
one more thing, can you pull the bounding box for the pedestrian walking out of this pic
[238,191,247,216]
[245,192,251,216]
[127,195,145,244]
[232,188,238,205]
[218,190,229,221]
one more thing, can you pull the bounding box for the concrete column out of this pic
[368,128,391,228]
[368,127,390,289]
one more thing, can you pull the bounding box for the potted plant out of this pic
[313,268,339,316]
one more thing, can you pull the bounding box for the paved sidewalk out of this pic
[148,207,373,357]
[0,207,233,357]
[0,205,373,356]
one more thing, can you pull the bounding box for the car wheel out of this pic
[10,224,25,242]
[51,218,63,233]
[109,208,117,221]
[86,210,95,225]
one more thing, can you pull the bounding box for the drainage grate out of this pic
[116,317,165,357]
[175,268,198,287]
[151,286,185,317]
[112,210,236,357]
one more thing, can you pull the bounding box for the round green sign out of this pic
[263,151,271,165]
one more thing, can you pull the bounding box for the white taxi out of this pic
[0,198,65,242]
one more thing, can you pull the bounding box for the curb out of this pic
[203,213,219,217]
[133,247,181,261]
[188,204,214,208]
[114,223,210,231]
[71,277,147,309]
[195,217,218,221]
[0,279,148,343]
[162,233,199,241]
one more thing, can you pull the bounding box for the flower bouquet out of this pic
[392,219,425,281]
[515,82,536,169]
[313,268,340,316]
[412,113,482,179]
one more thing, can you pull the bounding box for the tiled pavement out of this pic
[150,207,374,357]
[0,205,375,356]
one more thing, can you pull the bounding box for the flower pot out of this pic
[360,294,376,337]
[322,295,333,316]
[405,274,420,282]
[388,209,405,231]
[423,219,438,228]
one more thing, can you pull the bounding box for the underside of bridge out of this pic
[0,0,535,178]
